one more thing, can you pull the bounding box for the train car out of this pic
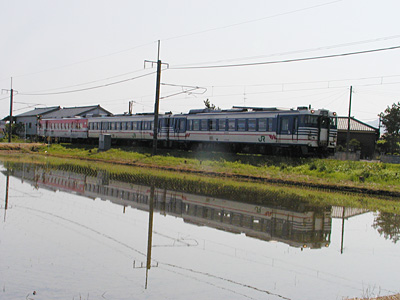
[170,106,337,156]
[37,117,88,141]
[36,105,337,156]
[87,114,171,145]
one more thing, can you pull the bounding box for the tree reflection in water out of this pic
[373,212,400,243]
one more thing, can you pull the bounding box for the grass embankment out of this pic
[2,154,400,214]
[9,143,398,196]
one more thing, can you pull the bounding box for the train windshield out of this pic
[330,117,337,129]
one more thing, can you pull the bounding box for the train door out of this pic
[318,117,329,146]
[277,115,290,144]
[173,118,186,141]
[292,116,298,143]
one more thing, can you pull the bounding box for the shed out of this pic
[337,117,380,159]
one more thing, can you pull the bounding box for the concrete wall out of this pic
[380,155,400,164]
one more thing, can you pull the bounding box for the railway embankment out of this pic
[1,142,400,198]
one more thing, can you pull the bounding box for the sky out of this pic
[1,0,400,126]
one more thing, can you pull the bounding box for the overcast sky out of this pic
[1,0,400,124]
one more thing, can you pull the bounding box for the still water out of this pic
[0,160,399,300]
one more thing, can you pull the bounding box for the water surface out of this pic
[0,160,399,300]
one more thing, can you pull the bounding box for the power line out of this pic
[163,0,342,42]
[174,34,400,68]
[171,45,400,70]
[18,71,157,96]
[11,41,157,79]
[22,68,149,94]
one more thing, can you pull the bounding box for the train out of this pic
[37,105,337,156]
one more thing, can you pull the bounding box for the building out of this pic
[13,105,112,139]
[13,106,61,138]
[0,121,6,139]
[337,117,380,159]
[42,105,112,119]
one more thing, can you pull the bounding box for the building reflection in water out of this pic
[3,163,333,250]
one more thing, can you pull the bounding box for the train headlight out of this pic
[333,112,337,116]
[310,110,315,114]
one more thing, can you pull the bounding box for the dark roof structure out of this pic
[337,117,379,132]
[14,106,61,118]
[42,105,112,118]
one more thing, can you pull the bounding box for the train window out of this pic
[238,119,246,131]
[259,119,267,131]
[179,119,185,131]
[280,118,289,132]
[209,119,217,131]
[193,119,200,131]
[330,117,337,129]
[268,119,273,131]
[320,118,329,129]
[228,119,236,131]
[248,119,257,131]
[201,119,208,131]
[304,115,319,126]
[218,119,226,131]
[187,120,193,131]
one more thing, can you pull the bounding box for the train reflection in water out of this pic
[6,164,332,249]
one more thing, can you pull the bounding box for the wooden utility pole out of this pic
[145,184,155,289]
[345,86,353,159]
[8,78,14,143]
[152,41,162,156]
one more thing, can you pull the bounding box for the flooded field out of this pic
[0,158,399,300]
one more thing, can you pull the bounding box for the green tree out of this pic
[203,99,219,110]
[379,102,400,154]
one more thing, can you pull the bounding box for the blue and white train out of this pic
[38,106,337,156]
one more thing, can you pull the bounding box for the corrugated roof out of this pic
[337,117,378,132]
[14,106,60,117]
[43,105,110,118]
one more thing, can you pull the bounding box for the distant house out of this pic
[337,117,380,159]
[42,105,112,119]
[13,106,61,138]
[13,105,113,138]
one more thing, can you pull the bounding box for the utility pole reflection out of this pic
[145,184,155,289]
[4,170,10,222]
[340,207,346,254]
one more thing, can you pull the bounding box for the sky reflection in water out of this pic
[0,161,399,300]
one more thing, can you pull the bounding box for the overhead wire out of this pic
[24,68,151,94]
[162,0,342,42]
[18,71,157,96]
[174,34,400,68]
[11,41,157,79]
[170,45,400,70]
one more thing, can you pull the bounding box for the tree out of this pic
[372,212,400,244]
[379,102,400,154]
[203,99,219,110]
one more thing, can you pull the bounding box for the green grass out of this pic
[1,154,399,214]
[3,142,400,193]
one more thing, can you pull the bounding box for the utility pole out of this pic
[153,40,162,156]
[345,86,353,159]
[2,78,15,143]
[145,40,168,156]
